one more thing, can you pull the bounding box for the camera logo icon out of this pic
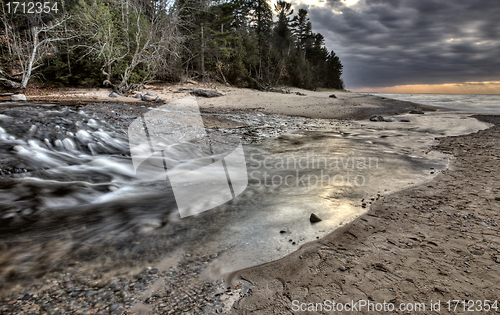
[128,96,248,218]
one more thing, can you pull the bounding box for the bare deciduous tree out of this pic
[77,0,183,95]
[0,7,73,89]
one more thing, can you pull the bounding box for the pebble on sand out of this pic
[409,109,425,114]
[310,213,322,223]
[190,89,223,98]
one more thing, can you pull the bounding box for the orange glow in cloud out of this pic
[352,81,500,94]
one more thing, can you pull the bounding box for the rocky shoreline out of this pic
[1,249,239,315]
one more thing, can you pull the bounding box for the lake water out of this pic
[376,93,500,113]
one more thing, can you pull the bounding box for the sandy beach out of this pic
[5,83,438,120]
[1,86,498,314]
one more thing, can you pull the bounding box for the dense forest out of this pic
[0,0,344,94]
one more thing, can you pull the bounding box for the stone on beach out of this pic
[10,94,27,101]
[410,109,425,114]
[329,94,337,98]
[140,93,164,102]
[369,115,385,122]
[141,94,157,101]
[310,213,322,223]
[190,89,223,98]
[109,92,119,98]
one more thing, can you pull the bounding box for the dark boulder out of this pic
[142,94,155,101]
[190,89,223,98]
[369,115,385,122]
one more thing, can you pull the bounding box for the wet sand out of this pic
[229,115,500,314]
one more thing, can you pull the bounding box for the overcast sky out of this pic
[288,0,500,92]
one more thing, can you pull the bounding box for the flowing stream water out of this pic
[0,101,491,285]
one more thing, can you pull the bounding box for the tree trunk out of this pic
[200,23,205,83]
[21,26,39,89]
[257,0,262,80]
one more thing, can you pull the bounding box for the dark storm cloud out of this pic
[295,0,500,88]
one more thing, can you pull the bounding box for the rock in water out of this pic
[370,115,385,122]
[190,89,223,98]
[10,94,27,101]
[109,92,119,98]
[329,94,337,98]
[310,213,322,223]
[409,109,424,114]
